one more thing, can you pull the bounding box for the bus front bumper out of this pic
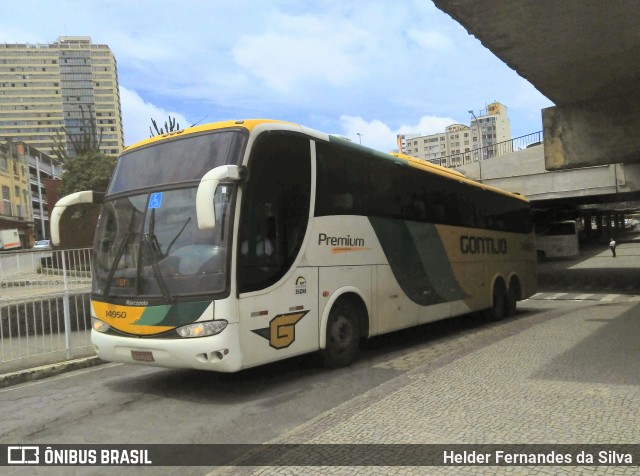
[91,324,243,372]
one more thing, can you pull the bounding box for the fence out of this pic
[438,131,543,168]
[0,247,93,370]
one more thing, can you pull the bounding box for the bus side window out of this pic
[332,193,353,213]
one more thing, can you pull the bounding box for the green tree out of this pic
[58,150,116,221]
[150,115,180,137]
[59,150,116,197]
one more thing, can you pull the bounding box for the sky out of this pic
[1,0,553,153]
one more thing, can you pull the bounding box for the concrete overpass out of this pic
[433,0,640,171]
[456,144,640,240]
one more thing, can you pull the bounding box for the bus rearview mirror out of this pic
[51,190,104,246]
[196,165,244,230]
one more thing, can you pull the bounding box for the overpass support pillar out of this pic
[583,214,593,242]
[543,94,640,170]
[606,213,614,238]
[617,213,625,233]
[595,212,602,239]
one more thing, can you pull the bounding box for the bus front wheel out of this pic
[321,300,361,368]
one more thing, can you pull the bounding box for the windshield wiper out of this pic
[137,208,173,302]
[140,233,173,302]
[165,217,191,256]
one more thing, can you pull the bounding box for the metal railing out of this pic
[437,131,543,168]
[0,247,93,368]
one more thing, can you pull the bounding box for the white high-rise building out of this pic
[398,102,511,167]
[0,36,124,159]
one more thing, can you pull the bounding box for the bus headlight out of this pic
[176,320,228,338]
[92,317,111,333]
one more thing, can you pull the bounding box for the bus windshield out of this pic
[92,129,247,300]
[93,185,235,300]
[108,129,246,195]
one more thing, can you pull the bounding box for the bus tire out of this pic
[484,280,507,321]
[321,299,361,368]
[506,278,520,316]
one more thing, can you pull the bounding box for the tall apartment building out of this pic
[0,140,62,245]
[0,36,124,159]
[398,102,511,167]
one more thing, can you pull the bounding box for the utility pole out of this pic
[468,110,484,181]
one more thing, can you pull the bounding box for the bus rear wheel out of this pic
[321,300,360,368]
[506,280,520,316]
[484,281,507,321]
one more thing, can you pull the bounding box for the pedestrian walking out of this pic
[609,238,616,257]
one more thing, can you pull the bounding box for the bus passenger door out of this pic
[235,130,315,368]
[238,269,318,368]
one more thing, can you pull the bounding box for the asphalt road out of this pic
[2,295,638,475]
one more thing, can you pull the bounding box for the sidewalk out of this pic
[209,291,640,474]
[537,236,640,292]
[0,333,100,388]
[0,296,100,388]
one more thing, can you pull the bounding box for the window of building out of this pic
[2,186,12,216]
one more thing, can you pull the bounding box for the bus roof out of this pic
[124,119,297,152]
[124,118,529,203]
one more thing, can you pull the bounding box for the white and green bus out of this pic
[534,220,580,259]
[52,119,536,371]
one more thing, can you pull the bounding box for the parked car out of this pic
[33,239,52,250]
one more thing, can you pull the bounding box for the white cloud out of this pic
[339,114,458,153]
[233,12,374,92]
[406,29,453,51]
[107,31,182,64]
[398,115,459,136]
[339,116,398,152]
[120,87,190,147]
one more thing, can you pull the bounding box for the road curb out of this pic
[0,355,105,389]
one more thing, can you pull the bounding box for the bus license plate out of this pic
[131,350,154,362]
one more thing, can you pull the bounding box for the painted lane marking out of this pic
[545,293,568,300]
[601,294,619,302]
[574,293,594,300]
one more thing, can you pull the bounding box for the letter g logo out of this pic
[269,311,308,349]
[252,311,309,349]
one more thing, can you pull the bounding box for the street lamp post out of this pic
[468,110,483,181]
[356,133,363,145]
